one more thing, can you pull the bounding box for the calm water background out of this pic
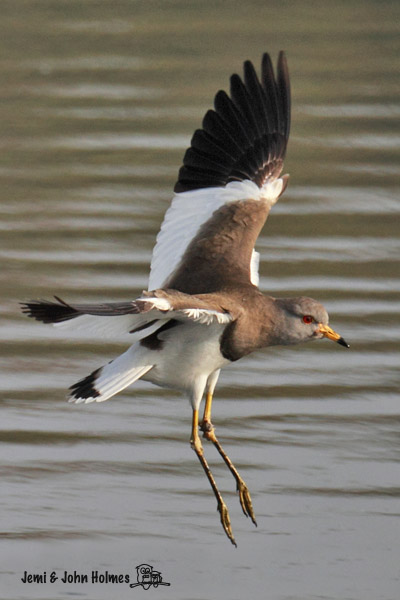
[1,1,399,599]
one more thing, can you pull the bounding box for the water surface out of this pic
[1,1,399,599]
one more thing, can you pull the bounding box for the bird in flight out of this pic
[22,52,349,546]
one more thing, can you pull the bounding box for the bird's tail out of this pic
[68,344,153,404]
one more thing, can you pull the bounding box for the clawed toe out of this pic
[195,408,257,544]
[217,499,237,547]
[237,480,257,526]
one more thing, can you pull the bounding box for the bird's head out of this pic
[274,297,349,348]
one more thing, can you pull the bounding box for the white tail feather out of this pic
[69,344,154,404]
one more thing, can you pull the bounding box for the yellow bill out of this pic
[318,324,349,348]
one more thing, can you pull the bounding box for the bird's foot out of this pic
[201,419,257,528]
[236,478,257,526]
[217,498,237,547]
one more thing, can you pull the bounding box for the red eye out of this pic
[302,315,313,324]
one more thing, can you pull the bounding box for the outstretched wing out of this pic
[149,52,290,293]
[21,296,138,323]
[21,296,153,337]
[21,290,232,335]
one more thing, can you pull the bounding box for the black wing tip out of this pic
[20,297,78,323]
[174,51,291,194]
[69,368,102,401]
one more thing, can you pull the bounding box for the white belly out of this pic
[142,321,229,395]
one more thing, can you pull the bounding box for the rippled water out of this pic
[1,1,399,599]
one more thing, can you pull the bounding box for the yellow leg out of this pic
[190,408,237,547]
[201,392,257,526]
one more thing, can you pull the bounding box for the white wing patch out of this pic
[141,297,171,311]
[136,296,232,326]
[54,313,164,342]
[54,313,142,336]
[180,308,232,325]
[148,178,284,291]
[250,250,260,287]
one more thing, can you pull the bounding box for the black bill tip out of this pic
[337,337,350,348]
